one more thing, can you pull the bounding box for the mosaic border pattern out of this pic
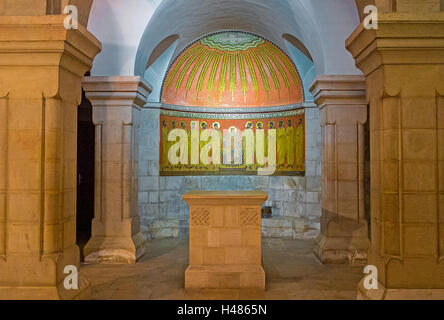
[160,103,307,114]
[160,108,305,120]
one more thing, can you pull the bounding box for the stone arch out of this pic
[146,34,180,70]
[282,33,313,62]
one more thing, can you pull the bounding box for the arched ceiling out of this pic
[88,0,362,77]
[135,0,323,77]
[161,31,304,108]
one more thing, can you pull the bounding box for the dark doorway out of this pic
[76,81,95,261]
[364,103,371,240]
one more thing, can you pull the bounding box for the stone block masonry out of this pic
[183,191,267,289]
[138,104,322,240]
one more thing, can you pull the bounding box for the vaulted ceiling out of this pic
[88,0,362,77]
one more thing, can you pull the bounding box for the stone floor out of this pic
[81,238,363,300]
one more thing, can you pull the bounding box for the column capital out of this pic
[346,13,444,76]
[310,75,367,126]
[82,76,152,109]
[0,15,102,85]
[310,75,367,109]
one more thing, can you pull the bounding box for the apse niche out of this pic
[139,31,321,240]
[159,31,306,177]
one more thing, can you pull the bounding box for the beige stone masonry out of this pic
[0,16,101,299]
[347,12,444,299]
[310,75,370,264]
[183,191,267,290]
[82,76,151,263]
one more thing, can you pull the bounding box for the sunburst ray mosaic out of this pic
[161,31,304,108]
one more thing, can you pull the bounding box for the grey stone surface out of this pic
[137,106,322,240]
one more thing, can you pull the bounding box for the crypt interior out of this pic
[0,0,443,300]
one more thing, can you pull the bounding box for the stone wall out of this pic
[138,104,322,240]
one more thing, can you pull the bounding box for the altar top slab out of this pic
[183,191,268,205]
[183,191,267,199]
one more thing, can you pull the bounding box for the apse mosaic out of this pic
[161,31,304,108]
[159,109,305,176]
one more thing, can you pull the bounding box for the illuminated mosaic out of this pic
[160,110,305,176]
[161,31,304,108]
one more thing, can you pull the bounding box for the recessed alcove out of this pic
[137,31,321,241]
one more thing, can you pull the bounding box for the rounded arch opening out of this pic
[160,30,305,108]
[146,34,180,70]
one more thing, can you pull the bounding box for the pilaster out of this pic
[82,76,151,263]
[311,75,370,264]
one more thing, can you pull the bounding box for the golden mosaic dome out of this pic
[161,31,304,108]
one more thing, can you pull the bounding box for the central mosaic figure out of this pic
[159,31,306,176]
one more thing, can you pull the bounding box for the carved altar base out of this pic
[183,191,267,290]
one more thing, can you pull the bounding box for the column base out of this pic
[357,278,444,300]
[84,232,147,263]
[314,211,369,264]
[185,265,265,290]
[0,274,91,300]
[314,233,369,265]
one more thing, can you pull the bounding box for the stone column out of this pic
[82,76,150,263]
[0,16,101,299]
[310,76,370,264]
[347,12,444,299]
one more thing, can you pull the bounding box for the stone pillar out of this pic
[346,12,444,299]
[310,76,370,264]
[0,16,101,299]
[82,76,151,263]
[183,191,267,289]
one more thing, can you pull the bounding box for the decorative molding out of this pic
[160,108,305,120]
[346,14,444,76]
[158,102,308,114]
[0,16,101,75]
[240,208,260,227]
[310,75,367,110]
[82,76,152,109]
[190,208,210,227]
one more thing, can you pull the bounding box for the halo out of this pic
[245,121,253,129]
[200,121,208,129]
[179,120,187,128]
[256,121,264,129]
[212,122,221,129]
[171,120,177,127]
[268,121,275,128]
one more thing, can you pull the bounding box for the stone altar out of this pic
[183,191,267,289]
